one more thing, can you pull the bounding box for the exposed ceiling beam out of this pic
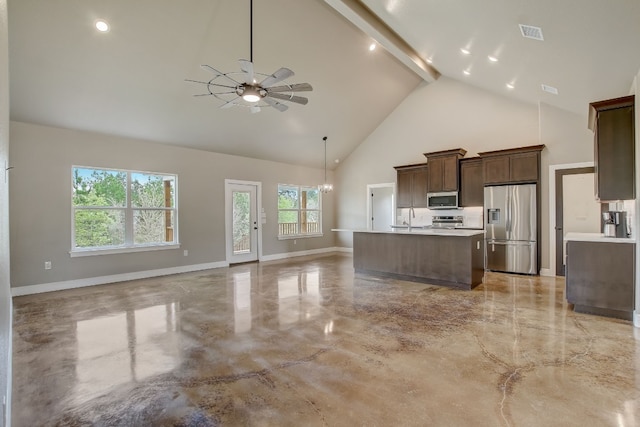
[324,0,439,83]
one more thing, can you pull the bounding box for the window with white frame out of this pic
[277,184,322,238]
[72,166,178,254]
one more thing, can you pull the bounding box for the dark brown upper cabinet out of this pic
[394,163,429,208]
[423,148,467,192]
[588,95,635,201]
[478,145,544,185]
[459,157,484,207]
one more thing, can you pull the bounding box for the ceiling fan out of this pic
[186,0,313,113]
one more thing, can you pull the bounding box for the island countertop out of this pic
[332,228,485,237]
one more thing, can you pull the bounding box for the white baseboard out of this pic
[11,261,229,297]
[540,268,554,277]
[260,247,349,262]
[334,247,353,253]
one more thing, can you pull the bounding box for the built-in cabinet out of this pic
[588,95,635,201]
[478,145,544,185]
[395,163,429,208]
[459,158,483,207]
[423,149,466,192]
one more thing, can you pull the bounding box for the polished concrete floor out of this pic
[12,253,640,426]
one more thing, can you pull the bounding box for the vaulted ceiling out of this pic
[8,0,640,169]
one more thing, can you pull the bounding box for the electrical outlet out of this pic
[183,250,188,257]
[44,261,52,270]
[294,240,297,245]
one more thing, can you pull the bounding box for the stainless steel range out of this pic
[431,215,464,229]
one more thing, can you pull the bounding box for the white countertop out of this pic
[564,232,636,244]
[332,228,485,237]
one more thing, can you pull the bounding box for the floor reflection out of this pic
[278,270,322,327]
[75,302,180,403]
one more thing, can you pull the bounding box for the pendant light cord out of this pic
[323,136,328,182]
[249,0,253,63]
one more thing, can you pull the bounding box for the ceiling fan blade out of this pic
[201,64,241,85]
[266,92,309,105]
[220,101,237,109]
[263,96,288,112]
[185,79,237,89]
[260,67,294,88]
[239,59,255,84]
[266,83,313,93]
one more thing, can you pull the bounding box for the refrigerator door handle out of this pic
[505,190,512,237]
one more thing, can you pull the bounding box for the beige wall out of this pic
[9,121,336,288]
[0,0,11,420]
[334,76,594,271]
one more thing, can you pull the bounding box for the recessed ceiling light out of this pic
[541,84,558,95]
[426,57,433,64]
[95,20,109,32]
[506,83,515,89]
[369,43,377,52]
[463,69,471,76]
[488,55,498,62]
[460,48,471,55]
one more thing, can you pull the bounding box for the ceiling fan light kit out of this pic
[186,0,312,113]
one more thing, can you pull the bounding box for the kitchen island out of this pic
[350,229,485,290]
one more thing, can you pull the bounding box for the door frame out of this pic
[366,183,395,230]
[554,166,596,276]
[224,179,263,264]
[548,162,593,277]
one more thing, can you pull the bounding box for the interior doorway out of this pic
[554,167,600,276]
[225,180,262,264]
[367,183,395,231]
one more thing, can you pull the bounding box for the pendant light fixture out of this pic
[319,136,333,193]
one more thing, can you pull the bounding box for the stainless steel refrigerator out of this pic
[484,184,537,275]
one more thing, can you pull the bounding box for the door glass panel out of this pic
[232,191,251,255]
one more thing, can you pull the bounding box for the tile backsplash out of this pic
[396,206,484,229]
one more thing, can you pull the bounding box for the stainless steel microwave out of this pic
[427,191,458,209]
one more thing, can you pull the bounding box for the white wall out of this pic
[9,121,336,289]
[0,0,12,422]
[334,76,594,271]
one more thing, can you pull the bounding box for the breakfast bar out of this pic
[352,229,485,290]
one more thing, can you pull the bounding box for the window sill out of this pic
[69,243,181,258]
[277,234,323,241]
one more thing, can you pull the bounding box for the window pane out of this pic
[73,168,126,207]
[134,210,175,244]
[301,188,319,209]
[278,211,299,236]
[233,191,251,255]
[278,185,299,209]
[132,173,174,208]
[301,210,320,234]
[74,209,125,248]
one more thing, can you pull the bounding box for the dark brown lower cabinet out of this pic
[566,240,635,320]
[353,231,485,290]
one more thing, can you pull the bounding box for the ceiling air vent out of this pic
[519,24,544,41]
[541,84,558,95]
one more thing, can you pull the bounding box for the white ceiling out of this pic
[8,0,640,169]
